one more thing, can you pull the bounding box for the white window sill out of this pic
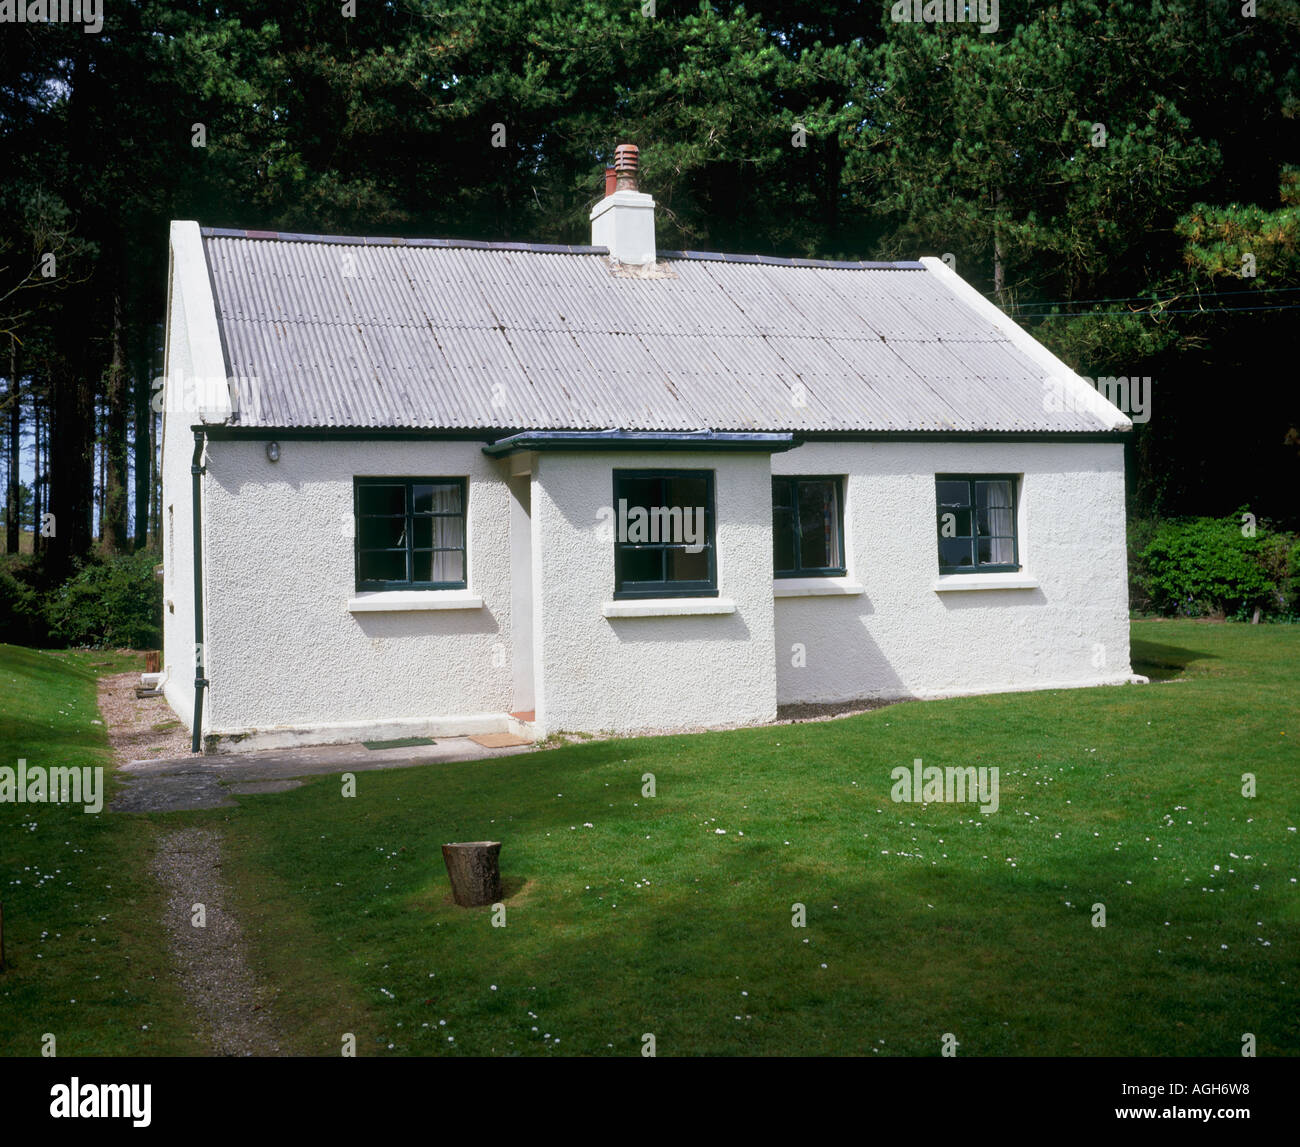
[932,574,1040,592]
[348,590,484,612]
[602,597,737,618]
[774,578,865,598]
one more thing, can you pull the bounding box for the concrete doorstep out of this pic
[110,736,534,813]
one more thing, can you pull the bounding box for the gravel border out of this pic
[534,696,901,748]
[97,671,198,765]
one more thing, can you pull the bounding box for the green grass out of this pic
[3,622,1296,1058]
[198,620,1298,1057]
[0,645,197,1056]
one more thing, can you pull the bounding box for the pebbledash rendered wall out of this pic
[159,225,224,734]
[194,439,515,744]
[163,435,1133,745]
[771,439,1134,706]
[529,450,778,734]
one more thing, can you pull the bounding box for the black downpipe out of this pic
[191,431,208,753]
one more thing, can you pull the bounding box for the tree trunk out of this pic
[441,841,503,907]
[150,401,162,543]
[132,353,151,550]
[103,287,130,553]
[96,396,105,542]
[5,341,17,554]
[46,45,96,575]
[1,381,6,549]
[48,343,96,576]
[32,393,42,557]
[992,186,1006,299]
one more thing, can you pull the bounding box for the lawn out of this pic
[195,619,1297,1057]
[2,622,1295,1057]
[0,645,197,1056]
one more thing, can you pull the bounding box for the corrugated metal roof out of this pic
[201,229,1113,433]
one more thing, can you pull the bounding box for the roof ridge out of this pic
[198,227,922,269]
[200,227,608,255]
[659,250,922,270]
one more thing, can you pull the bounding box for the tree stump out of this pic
[442,842,502,907]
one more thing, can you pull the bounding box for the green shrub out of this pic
[0,558,44,644]
[45,551,163,649]
[1288,540,1300,614]
[1137,512,1291,619]
[1126,516,1161,615]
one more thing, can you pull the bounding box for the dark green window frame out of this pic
[353,477,468,591]
[612,468,718,599]
[772,475,847,578]
[935,473,1020,574]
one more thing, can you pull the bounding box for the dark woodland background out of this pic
[1,1,1297,634]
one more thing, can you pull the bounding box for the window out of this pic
[354,478,467,590]
[612,469,716,598]
[773,476,846,578]
[935,475,1019,573]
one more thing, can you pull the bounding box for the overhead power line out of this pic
[1009,301,1300,318]
[1004,284,1300,308]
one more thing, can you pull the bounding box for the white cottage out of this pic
[159,146,1141,753]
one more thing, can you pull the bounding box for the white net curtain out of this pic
[977,479,1015,566]
[412,482,464,584]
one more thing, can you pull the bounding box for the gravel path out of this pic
[97,672,283,1053]
[97,671,197,763]
[150,828,285,1057]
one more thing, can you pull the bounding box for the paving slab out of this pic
[469,732,535,748]
[110,736,534,813]
[112,767,239,813]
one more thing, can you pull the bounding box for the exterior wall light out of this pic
[266,441,281,463]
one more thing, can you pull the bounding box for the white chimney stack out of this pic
[590,143,656,266]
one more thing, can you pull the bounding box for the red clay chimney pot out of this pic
[613,143,639,192]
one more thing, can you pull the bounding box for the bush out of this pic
[1126,516,1161,615]
[0,558,45,644]
[44,552,163,649]
[1137,511,1294,619]
[1288,540,1300,613]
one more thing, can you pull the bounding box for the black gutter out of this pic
[792,429,1131,443]
[195,424,500,442]
[196,424,1127,445]
[190,431,209,753]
